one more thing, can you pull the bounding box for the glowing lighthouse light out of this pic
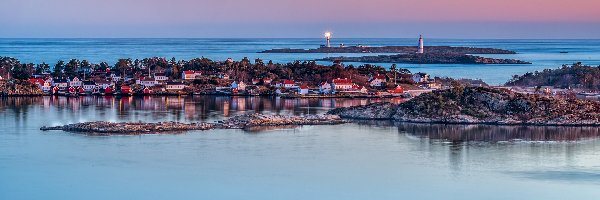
[324,32,332,47]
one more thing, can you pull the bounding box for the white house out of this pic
[166,82,185,90]
[136,77,158,87]
[332,78,353,90]
[369,74,386,88]
[412,73,430,83]
[278,80,296,88]
[298,85,309,95]
[82,81,96,92]
[53,79,69,89]
[319,82,333,94]
[154,73,168,82]
[182,70,201,80]
[70,77,82,87]
[95,80,114,89]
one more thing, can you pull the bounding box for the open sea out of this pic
[1,39,600,200]
[2,38,600,85]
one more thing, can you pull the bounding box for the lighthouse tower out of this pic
[417,35,424,54]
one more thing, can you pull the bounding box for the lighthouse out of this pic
[417,35,424,54]
[324,32,332,47]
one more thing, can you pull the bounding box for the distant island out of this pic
[259,46,517,54]
[318,53,531,64]
[506,62,600,90]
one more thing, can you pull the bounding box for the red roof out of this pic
[333,78,352,85]
[29,78,45,85]
[300,85,309,89]
[283,80,295,84]
[183,70,197,74]
[388,86,404,93]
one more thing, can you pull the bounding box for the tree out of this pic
[53,60,65,77]
[64,59,80,77]
[11,64,32,80]
[35,62,50,74]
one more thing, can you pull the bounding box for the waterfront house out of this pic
[95,80,114,89]
[282,80,296,88]
[70,77,82,87]
[136,77,158,87]
[53,79,69,89]
[166,82,185,90]
[412,73,430,83]
[388,85,404,95]
[231,81,247,91]
[182,70,201,80]
[369,74,387,88]
[332,78,353,90]
[252,78,261,85]
[154,73,168,82]
[319,82,333,94]
[82,81,96,92]
[353,85,368,94]
[298,85,309,95]
[41,80,52,92]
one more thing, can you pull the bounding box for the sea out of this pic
[1,39,600,200]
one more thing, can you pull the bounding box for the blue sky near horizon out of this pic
[2,0,600,39]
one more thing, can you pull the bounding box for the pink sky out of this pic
[2,0,600,38]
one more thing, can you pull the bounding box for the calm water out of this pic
[1,96,600,200]
[2,39,600,199]
[2,38,600,85]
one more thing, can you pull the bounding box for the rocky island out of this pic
[40,113,345,135]
[318,53,531,64]
[260,46,517,54]
[328,86,600,126]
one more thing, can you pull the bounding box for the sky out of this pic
[2,0,600,38]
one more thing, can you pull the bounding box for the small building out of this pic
[353,85,368,94]
[277,80,296,88]
[369,74,387,88]
[412,73,430,83]
[70,77,82,87]
[53,79,69,89]
[29,78,45,87]
[388,85,404,95]
[231,81,247,91]
[298,85,309,95]
[252,78,261,85]
[319,82,333,94]
[136,77,158,87]
[154,73,168,82]
[332,78,353,90]
[95,80,114,89]
[182,70,201,80]
[166,82,185,90]
[82,81,96,92]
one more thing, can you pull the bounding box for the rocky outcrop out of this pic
[40,113,346,135]
[260,46,517,54]
[318,53,531,64]
[328,87,600,126]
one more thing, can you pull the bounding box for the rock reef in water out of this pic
[328,86,600,126]
[318,53,531,64]
[40,113,345,135]
[260,46,517,54]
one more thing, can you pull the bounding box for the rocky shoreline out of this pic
[318,53,531,64]
[328,86,600,126]
[260,46,517,54]
[40,113,345,135]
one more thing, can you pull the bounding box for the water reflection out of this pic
[0,96,403,123]
[397,123,600,143]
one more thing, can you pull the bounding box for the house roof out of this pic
[167,82,184,85]
[300,85,309,89]
[283,80,295,84]
[373,74,386,80]
[333,78,352,85]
